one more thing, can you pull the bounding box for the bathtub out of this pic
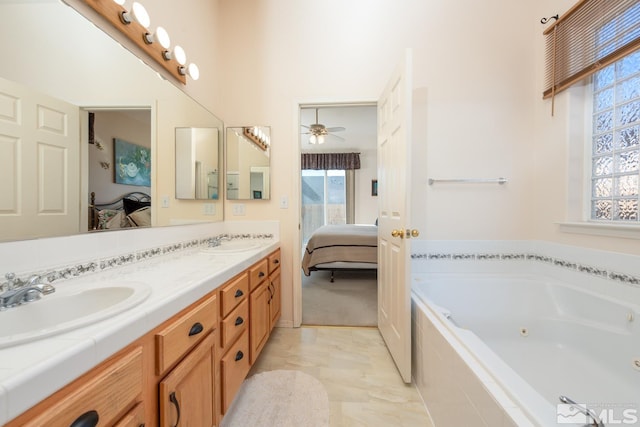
[411,273,640,427]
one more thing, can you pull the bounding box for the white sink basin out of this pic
[201,240,261,254]
[0,282,151,348]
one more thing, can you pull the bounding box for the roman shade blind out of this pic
[543,0,640,100]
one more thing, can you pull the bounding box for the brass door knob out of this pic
[391,229,404,238]
[410,229,420,238]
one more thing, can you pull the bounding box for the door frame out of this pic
[292,100,377,328]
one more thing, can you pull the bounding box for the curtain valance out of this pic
[301,152,361,170]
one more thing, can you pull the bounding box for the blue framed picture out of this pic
[114,138,151,187]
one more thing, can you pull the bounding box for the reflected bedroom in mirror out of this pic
[225,127,271,200]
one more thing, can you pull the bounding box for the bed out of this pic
[301,224,378,282]
[89,191,151,230]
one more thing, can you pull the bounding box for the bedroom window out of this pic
[302,170,347,242]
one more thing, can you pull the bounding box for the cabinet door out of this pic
[269,271,281,331]
[113,402,145,427]
[159,332,216,427]
[249,281,270,363]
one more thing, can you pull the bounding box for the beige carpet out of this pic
[302,269,377,326]
[221,370,329,427]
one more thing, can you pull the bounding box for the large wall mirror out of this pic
[0,1,224,243]
[225,127,271,200]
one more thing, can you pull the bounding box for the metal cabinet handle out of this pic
[234,289,244,298]
[169,392,181,427]
[235,316,244,326]
[274,259,279,264]
[70,410,99,427]
[235,350,244,361]
[188,322,203,336]
[258,271,265,278]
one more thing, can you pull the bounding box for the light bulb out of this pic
[173,45,186,65]
[131,2,150,28]
[187,63,200,80]
[149,27,171,48]
[309,135,317,144]
[317,135,325,144]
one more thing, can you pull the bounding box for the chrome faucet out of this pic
[559,395,605,427]
[0,273,56,310]
[208,235,230,247]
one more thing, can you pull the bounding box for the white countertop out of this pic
[0,238,279,425]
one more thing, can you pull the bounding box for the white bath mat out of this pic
[221,369,330,427]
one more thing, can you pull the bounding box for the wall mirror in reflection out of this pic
[175,127,220,200]
[225,127,271,200]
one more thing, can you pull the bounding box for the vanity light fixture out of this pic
[178,63,200,80]
[144,25,170,47]
[243,127,269,151]
[119,2,150,28]
[82,0,202,84]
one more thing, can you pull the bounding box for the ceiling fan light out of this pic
[317,135,325,144]
[309,135,317,144]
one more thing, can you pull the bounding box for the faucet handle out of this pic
[4,272,17,290]
[27,274,42,286]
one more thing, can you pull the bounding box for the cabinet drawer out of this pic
[249,259,268,291]
[221,298,249,350]
[156,292,218,375]
[220,272,249,318]
[113,402,145,427]
[221,330,250,414]
[21,346,143,427]
[268,249,281,274]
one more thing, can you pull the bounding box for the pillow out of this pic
[123,198,151,216]
[127,206,151,227]
[98,209,129,229]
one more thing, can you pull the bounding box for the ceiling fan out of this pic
[301,108,346,144]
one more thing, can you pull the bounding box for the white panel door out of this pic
[0,77,80,241]
[377,50,413,383]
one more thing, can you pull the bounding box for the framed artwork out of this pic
[371,179,378,196]
[114,138,151,186]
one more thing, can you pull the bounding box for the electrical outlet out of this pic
[280,196,288,209]
[232,204,245,216]
[161,195,170,208]
[203,203,215,215]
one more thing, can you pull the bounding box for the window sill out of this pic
[557,221,640,240]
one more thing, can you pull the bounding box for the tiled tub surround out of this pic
[0,220,278,425]
[410,240,640,427]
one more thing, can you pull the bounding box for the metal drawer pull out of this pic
[188,322,203,336]
[274,259,279,264]
[235,316,244,326]
[235,350,244,361]
[169,392,181,427]
[258,271,265,278]
[234,289,244,298]
[70,410,99,427]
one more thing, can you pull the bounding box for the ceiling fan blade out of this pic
[301,124,310,129]
[328,133,345,141]
[325,126,345,132]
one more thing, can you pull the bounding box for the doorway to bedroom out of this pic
[299,104,378,327]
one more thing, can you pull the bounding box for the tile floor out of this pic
[249,326,434,426]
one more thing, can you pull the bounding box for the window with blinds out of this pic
[543,0,640,100]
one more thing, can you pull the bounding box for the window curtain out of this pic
[301,152,361,170]
[543,0,640,103]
